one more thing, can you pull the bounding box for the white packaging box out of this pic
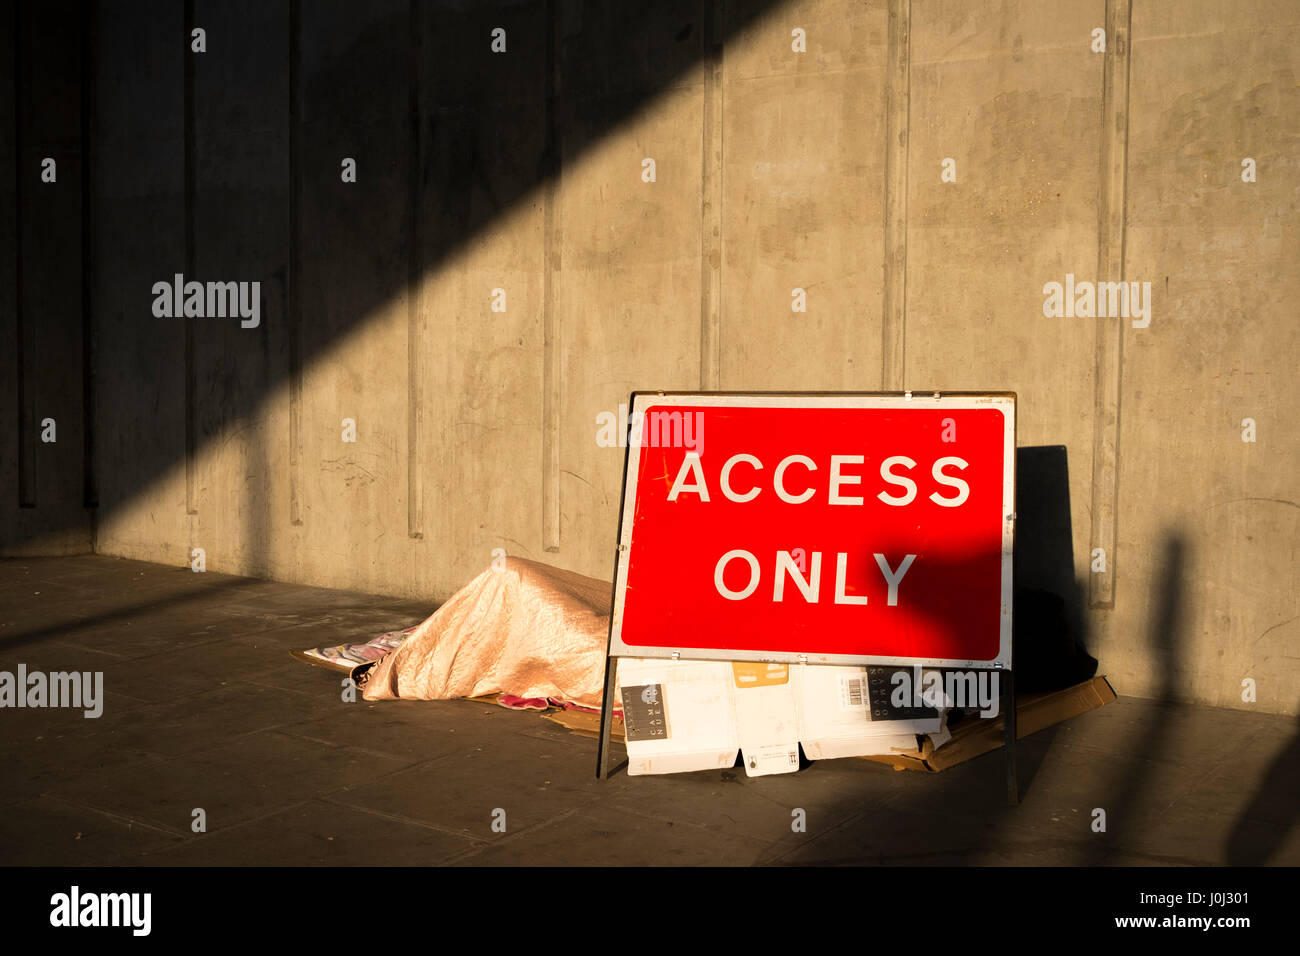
[616,660,950,775]
[795,664,946,760]
[617,658,738,776]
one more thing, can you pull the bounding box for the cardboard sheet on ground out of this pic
[291,626,417,680]
[360,557,612,709]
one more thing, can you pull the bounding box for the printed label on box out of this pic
[838,674,870,713]
[743,743,800,776]
[620,683,669,741]
[867,666,940,720]
[731,661,790,688]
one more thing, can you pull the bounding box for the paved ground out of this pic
[0,554,1296,866]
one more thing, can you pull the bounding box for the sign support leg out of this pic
[1003,667,1018,805]
[595,654,617,779]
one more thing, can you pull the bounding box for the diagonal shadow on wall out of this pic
[1,0,798,560]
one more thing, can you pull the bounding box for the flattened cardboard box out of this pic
[617,659,739,776]
[858,675,1117,772]
[795,663,943,760]
[610,660,942,777]
[547,674,1117,774]
[730,663,800,776]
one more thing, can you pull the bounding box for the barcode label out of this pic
[839,675,868,711]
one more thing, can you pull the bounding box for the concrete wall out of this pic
[3,0,1297,715]
[0,1,93,556]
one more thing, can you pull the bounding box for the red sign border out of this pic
[605,391,1017,670]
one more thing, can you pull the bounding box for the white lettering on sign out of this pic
[878,455,917,505]
[720,454,762,502]
[715,550,916,605]
[773,455,816,503]
[714,549,761,600]
[668,453,970,507]
[674,454,969,608]
[930,457,970,506]
[828,455,864,505]
[774,550,822,602]
[667,452,710,502]
[874,553,917,606]
[834,552,868,606]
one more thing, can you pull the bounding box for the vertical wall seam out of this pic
[288,0,303,527]
[406,0,424,540]
[881,0,910,391]
[1088,0,1133,610]
[699,0,724,390]
[541,0,562,553]
[81,1,98,530]
[14,2,34,509]
[182,0,197,517]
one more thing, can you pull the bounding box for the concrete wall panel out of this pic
[1108,0,1300,707]
[721,1,888,390]
[89,0,188,564]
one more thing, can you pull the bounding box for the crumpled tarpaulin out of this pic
[361,556,614,709]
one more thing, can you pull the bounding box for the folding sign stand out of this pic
[1004,512,1019,805]
[596,419,634,782]
[595,651,619,780]
[1003,665,1018,805]
[595,391,1018,806]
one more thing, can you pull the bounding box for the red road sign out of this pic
[608,392,1015,668]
